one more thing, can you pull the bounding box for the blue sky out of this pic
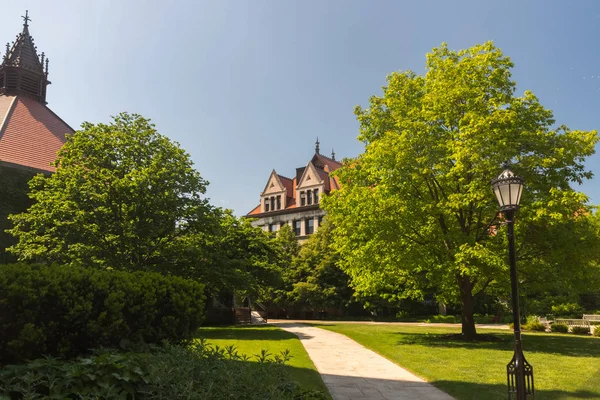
[2,0,599,214]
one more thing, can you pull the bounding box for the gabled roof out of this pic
[312,153,342,172]
[262,169,290,195]
[297,161,324,188]
[0,95,73,172]
[247,146,344,217]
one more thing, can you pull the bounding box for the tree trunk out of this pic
[458,275,477,340]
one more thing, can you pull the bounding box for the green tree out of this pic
[288,221,354,310]
[258,224,300,308]
[322,42,599,339]
[8,113,214,271]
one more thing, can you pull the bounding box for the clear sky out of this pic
[2,0,599,214]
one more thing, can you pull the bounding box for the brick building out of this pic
[246,139,341,241]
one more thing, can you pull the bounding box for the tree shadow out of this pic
[392,331,600,357]
[195,324,313,341]
[319,373,600,400]
[431,379,600,400]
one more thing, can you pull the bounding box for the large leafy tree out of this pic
[8,113,214,272]
[322,42,599,339]
[288,220,354,310]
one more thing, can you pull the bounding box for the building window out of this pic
[280,222,286,229]
[270,196,275,210]
[314,189,319,204]
[294,220,301,236]
[269,223,277,232]
[300,191,306,206]
[307,190,312,205]
[305,218,314,235]
[318,216,324,226]
[277,195,281,210]
[265,198,270,212]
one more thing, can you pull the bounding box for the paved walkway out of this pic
[273,322,455,400]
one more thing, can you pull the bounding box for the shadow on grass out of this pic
[196,324,313,341]
[319,373,600,400]
[392,331,600,357]
[431,380,600,400]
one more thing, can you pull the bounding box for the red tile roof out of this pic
[247,152,343,216]
[0,95,73,172]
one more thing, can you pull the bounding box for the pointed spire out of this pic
[331,148,335,161]
[0,11,51,103]
[315,137,320,154]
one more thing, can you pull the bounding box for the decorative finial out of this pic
[40,52,45,66]
[331,148,336,160]
[4,43,8,62]
[45,57,49,75]
[21,10,31,28]
[315,137,320,154]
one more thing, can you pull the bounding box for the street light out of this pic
[491,162,534,400]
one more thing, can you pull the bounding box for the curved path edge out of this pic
[272,322,455,400]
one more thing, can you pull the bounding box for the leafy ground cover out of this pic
[316,323,600,400]
[196,325,330,396]
[0,342,329,400]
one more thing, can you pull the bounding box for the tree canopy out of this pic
[322,42,599,338]
[8,113,214,271]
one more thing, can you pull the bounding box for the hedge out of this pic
[0,263,205,364]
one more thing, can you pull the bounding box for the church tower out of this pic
[0,11,51,104]
[0,11,73,173]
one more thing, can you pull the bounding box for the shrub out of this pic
[523,322,546,332]
[571,325,590,335]
[0,342,328,400]
[593,326,600,337]
[427,315,460,323]
[0,263,206,364]
[551,324,569,333]
[551,303,584,318]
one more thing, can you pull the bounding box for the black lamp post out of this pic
[491,162,534,400]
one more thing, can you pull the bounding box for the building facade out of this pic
[246,140,341,241]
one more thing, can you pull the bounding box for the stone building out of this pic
[0,12,74,262]
[246,139,341,241]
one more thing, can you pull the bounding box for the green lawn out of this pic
[316,323,600,400]
[196,325,330,396]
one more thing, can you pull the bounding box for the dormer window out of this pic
[300,191,306,206]
[307,190,313,205]
[314,188,319,203]
[264,198,270,212]
[276,195,281,210]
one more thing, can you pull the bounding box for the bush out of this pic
[551,323,569,333]
[427,315,460,323]
[523,322,546,332]
[593,326,600,337]
[551,303,584,318]
[0,263,206,364]
[571,325,590,335]
[0,342,328,400]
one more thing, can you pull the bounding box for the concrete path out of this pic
[273,322,455,400]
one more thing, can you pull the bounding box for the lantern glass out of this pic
[491,167,524,210]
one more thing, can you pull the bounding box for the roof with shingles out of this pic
[247,151,342,217]
[0,95,73,172]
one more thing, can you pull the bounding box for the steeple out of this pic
[0,11,51,104]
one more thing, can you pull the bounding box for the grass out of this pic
[196,325,329,396]
[315,323,600,400]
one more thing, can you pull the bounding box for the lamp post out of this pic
[491,162,534,400]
